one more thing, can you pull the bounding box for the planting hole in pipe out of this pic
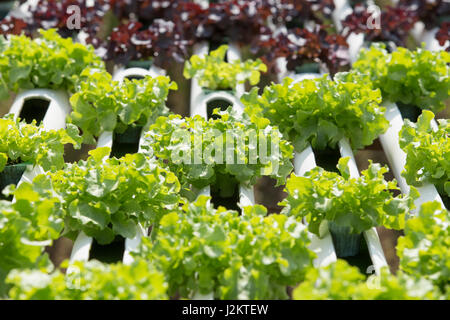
[19,98,50,125]
[125,75,145,81]
[396,102,422,122]
[210,174,240,212]
[0,163,29,201]
[313,146,341,173]
[89,235,125,264]
[207,98,233,120]
[209,39,229,61]
[110,126,142,158]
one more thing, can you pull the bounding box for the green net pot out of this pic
[113,125,143,145]
[328,221,362,258]
[126,59,153,70]
[396,101,422,122]
[294,62,321,75]
[0,162,31,196]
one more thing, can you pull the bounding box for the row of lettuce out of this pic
[1,162,448,299]
[0,30,448,299]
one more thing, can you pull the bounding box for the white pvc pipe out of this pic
[190,42,209,116]
[239,185,255,207]
[9,89,71,192]
[190,42,255,207]
[423,27,448,52]
[9,89,71,131]
[69,231,92,263]
[294,146,337,267]
[122,224,148,265]
[338,137,389,274]
[378,102,444,209]
[332,0,353,32]
[227,43,245,98]
[378,102,411,194]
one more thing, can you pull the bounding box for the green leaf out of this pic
[183,45,267,90]
[0,29,104,100]
[280,160,416,235]
[67,70,176,143]
[241,71,387,152]
[0,115,82,172]
[6,259,168,300]
[134,197,315,299]
[354,44,450,112]
[399,110,450,197]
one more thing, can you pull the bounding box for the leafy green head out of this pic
[141,108,293,195]
[241,71,387,152]
[0,29,104,100]
[353,43,450,112]
[280,157,417,236]
[68,68,177,144]
[183,44,267,90]
[0,114,82,173]
[135,196,315,299]
[0,175,63,296]
[399,110,450,198]
[6,258,168,300]
[47,148,181,244]
[397,201,450,296]
[293,259,442,300]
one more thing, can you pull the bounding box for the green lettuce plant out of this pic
[6,259,168,300]
[183,44,267,90]
[241,71,387,152]
[0,176,64,296]
[397,201,449,297]
[141,108,293,197]
[0,29,104,100]
[135,196,315,299]
[353,43,450,112]
[47,147,181,244]
[280,157,417,236]
[0,114,82,173]
[293,260,443,300]
[68,68,177,144]
[399,110,450,198]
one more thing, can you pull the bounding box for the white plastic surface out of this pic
[378,102,444,209]
[10,89,70,197]
[423,27,448,52]
[332,0,352,32]
[192,291,214,300]
[9,89,71,131]
[239,184,255,207]
[123,224,148,265]
[227,43,245,98]
[69,231,93,263]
